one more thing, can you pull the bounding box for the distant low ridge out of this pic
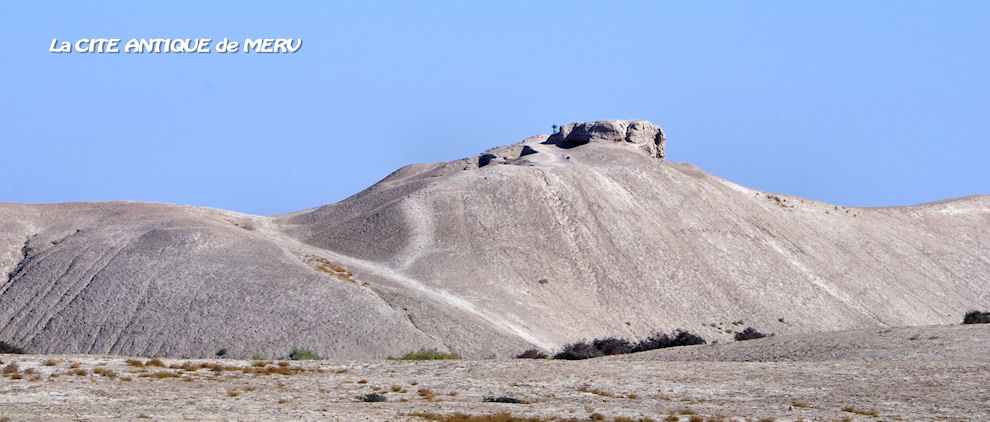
[2,120,988,359]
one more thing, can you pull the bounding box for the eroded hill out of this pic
[2,120,988,358]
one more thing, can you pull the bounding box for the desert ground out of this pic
[2,324,987,421]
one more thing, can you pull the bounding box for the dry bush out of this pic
[514,349,548,359]
[42,359,58,366]
[125,359,144,367]
[359,393,387,402]
[2,362,18,374]
[963,310,990,324]
[594,338,634,355]
[734,327,767,341]
[632,330,706,352]
[483,396,523,404]
[0,341,25,354]
[146,358,165,367]
[552,341,602,360]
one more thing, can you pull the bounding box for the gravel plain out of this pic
[2,324,987,421]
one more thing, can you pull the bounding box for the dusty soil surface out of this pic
[2,325,987,421]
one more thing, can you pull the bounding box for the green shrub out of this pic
[963,310,990,324]
[251,353,269,361]
[288,347,322,360]
[389,348,460,360]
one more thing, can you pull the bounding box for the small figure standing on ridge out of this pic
[552,124,559,134]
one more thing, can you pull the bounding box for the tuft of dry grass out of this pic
[146,358,165,367]
[2,362,19,374]
[590,414,605,421]
[93,367,116,378]
[139,371,181,379]
[417,388,437,401]
[841,407,878,417]
[576,386,617,398]
[791,402,810,408]
[304,254,356,283]
[42,359,59,366]
[227,390,240,397]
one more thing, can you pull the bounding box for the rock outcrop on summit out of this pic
[1,120,988,359]
[547,120,666,160]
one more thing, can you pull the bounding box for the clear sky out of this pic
[1,2,987,215]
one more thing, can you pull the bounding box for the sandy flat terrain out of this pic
[3,324,987,421]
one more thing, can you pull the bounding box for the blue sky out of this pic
[1,2,987,215]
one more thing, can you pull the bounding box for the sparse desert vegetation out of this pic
[0,325,986,421]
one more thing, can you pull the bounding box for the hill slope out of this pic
[2,120,988,358]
